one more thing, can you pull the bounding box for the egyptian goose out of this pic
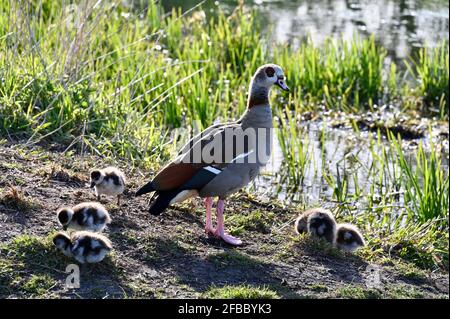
[335,223,365,251]
[53,231,112,263]
[136,64,289,245]
[57,202,111,232]
[90,167,126,205]
[294,208,337,244]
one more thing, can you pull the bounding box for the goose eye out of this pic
[265,67,275,77]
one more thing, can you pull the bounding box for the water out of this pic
[250,119,448,209]
[162,0,449,62]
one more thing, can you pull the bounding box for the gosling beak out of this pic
[276,78,289,91]
[89,182,95,188]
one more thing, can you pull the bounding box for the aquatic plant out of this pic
[389,131,449,226]
[405,41,449,117]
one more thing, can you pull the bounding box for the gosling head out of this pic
[336,223,365,252]
[90,169,105,188]
[57,207,74,231]
[52,232,71,252]
[252,64,289,92]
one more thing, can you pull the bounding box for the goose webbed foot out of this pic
[214,199,242,246]
[213,229,242,246]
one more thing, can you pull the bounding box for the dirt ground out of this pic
[0,142,448,299]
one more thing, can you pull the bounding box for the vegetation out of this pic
[0,0,448,299]
[0,1,448,163]
[203,285,279,299]
[405,43,449,117]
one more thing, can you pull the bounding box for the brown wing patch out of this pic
[152,162,203,191]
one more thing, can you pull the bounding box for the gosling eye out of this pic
[265,66,275,77]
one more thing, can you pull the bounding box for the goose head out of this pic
[57,207,74,231]
[90,169,105,188]
[252,64,289,92]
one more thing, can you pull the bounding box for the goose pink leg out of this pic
[204,197,215,235]
[214,199,242,246]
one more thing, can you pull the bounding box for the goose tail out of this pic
[148,190,179,216]
[135,181,156,196]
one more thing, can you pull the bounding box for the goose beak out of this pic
[276,78,289,91]
[89,182,95,188]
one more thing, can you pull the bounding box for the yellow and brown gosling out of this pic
[57,202,111,233]
[304,208,337,244]
[335,223,365,252]
[53,231,112,264]
[90,167,126,205]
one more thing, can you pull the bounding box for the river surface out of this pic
[162,0,449,62]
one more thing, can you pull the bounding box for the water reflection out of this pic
[250,121,449,206]
[161,0,449,61]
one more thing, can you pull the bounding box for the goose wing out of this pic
[136,123,251,194]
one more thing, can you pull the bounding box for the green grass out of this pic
[227,210,275,235]
[203,284,279,299]
[385,284,427,299]
[394,261,428,281]
[390,131,449,226]
[0,234,66,298]
[405,41,449,117]
[276,105,310,188]
[0,0,447,166]
[275,34,387,111]
[22,274,57,296]
[335,284,428,299]
[335,286,382,299]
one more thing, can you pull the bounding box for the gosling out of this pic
[90,167,126,205]
[335,223,365,252]
[294,209,315,235]
[52,232,73,257]
[294,208,337,244]
[53,231,112,264]
[57,202,111,232]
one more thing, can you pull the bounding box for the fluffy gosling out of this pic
[90,167,126,205]
[300,208,337,244]
[335,223,365,252]
[57,202,111,232]
[307,209,337,244]
[53,232,73,257]
[53,231,112,264]
[294,209,314,235]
